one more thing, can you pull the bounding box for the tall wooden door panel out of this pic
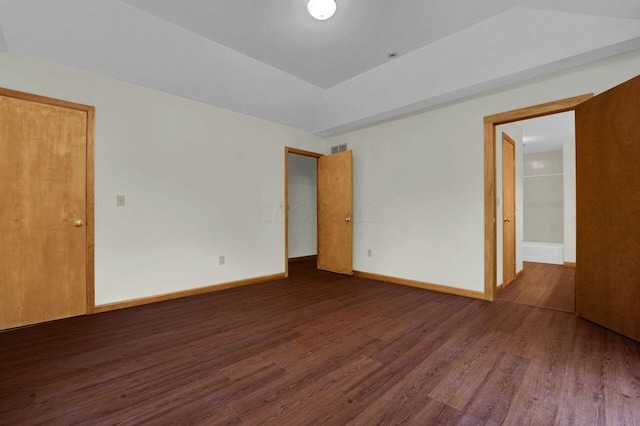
[575,74,640,342]
[502,133,516,286]
[317,150,353,275]
[0,93,88,329]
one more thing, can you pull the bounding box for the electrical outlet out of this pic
[219,255,225,265]
[367,249,372,257]
[116,195,125,207]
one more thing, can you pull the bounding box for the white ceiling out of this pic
[122,0,520,89]
[519,112,575,154]
[0,1,639,136]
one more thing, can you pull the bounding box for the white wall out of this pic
[0,51,324,306]
[288,154,317,258]
[3,47,638,301]
[496,124,524,284]
[563,132,577,263]
[523,150,565,244]
[326,49,640,292]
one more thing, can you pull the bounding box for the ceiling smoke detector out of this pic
[308,0,337,21]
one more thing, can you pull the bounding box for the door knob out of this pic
[503,218,510,223]
[74,219,84,227]
[345,217,352,222]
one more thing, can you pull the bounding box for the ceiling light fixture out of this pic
[308,0,337,21]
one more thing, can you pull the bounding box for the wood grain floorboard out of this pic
[1,260,639,425]
[499,261,575,313]
[460,352,531,424]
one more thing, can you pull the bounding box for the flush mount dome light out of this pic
[308,0,337,20]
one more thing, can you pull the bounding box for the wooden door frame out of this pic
[284,147,323,277]
[501,132,516,288]
[483,94,592,301]
[0,87,96,313]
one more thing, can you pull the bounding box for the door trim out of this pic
[483,94,592,301]
[284,147,323,277]
[0,87,96,313]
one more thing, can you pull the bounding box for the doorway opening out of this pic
[496,112,577,313]
[483,94,592,302]
[284,147,323,276]
[487,75,640,342]
[284,146,354,277]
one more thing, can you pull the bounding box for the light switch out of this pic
[117,195,125,207]
[219,255,225,265]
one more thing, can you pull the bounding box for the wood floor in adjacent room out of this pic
[498,261,576,313]
[1,261,639,425]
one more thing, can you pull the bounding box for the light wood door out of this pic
[575,74,640,342]
[502,133,516,285]
[0,94,88,329]
[317,150,353,275]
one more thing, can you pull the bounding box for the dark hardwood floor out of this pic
[1,260,639,425]
[499,261,576,313]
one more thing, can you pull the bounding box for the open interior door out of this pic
[317,150,353,275]
[575,74,640,342]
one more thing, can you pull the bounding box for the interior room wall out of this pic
[325,50,640,293]
[287,154,317,258]
[563,133,577,263]
[3,47,638,299]
[523,150,564,243]
[0,51,325,306]
[495,124,524,284]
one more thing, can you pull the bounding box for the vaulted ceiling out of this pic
[1,0,639,136]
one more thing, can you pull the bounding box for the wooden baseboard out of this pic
[93,273,286,314]
[288,255,317,263]
[353,271,486,300]
[563,262,576,268]
[497,269,524,294]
